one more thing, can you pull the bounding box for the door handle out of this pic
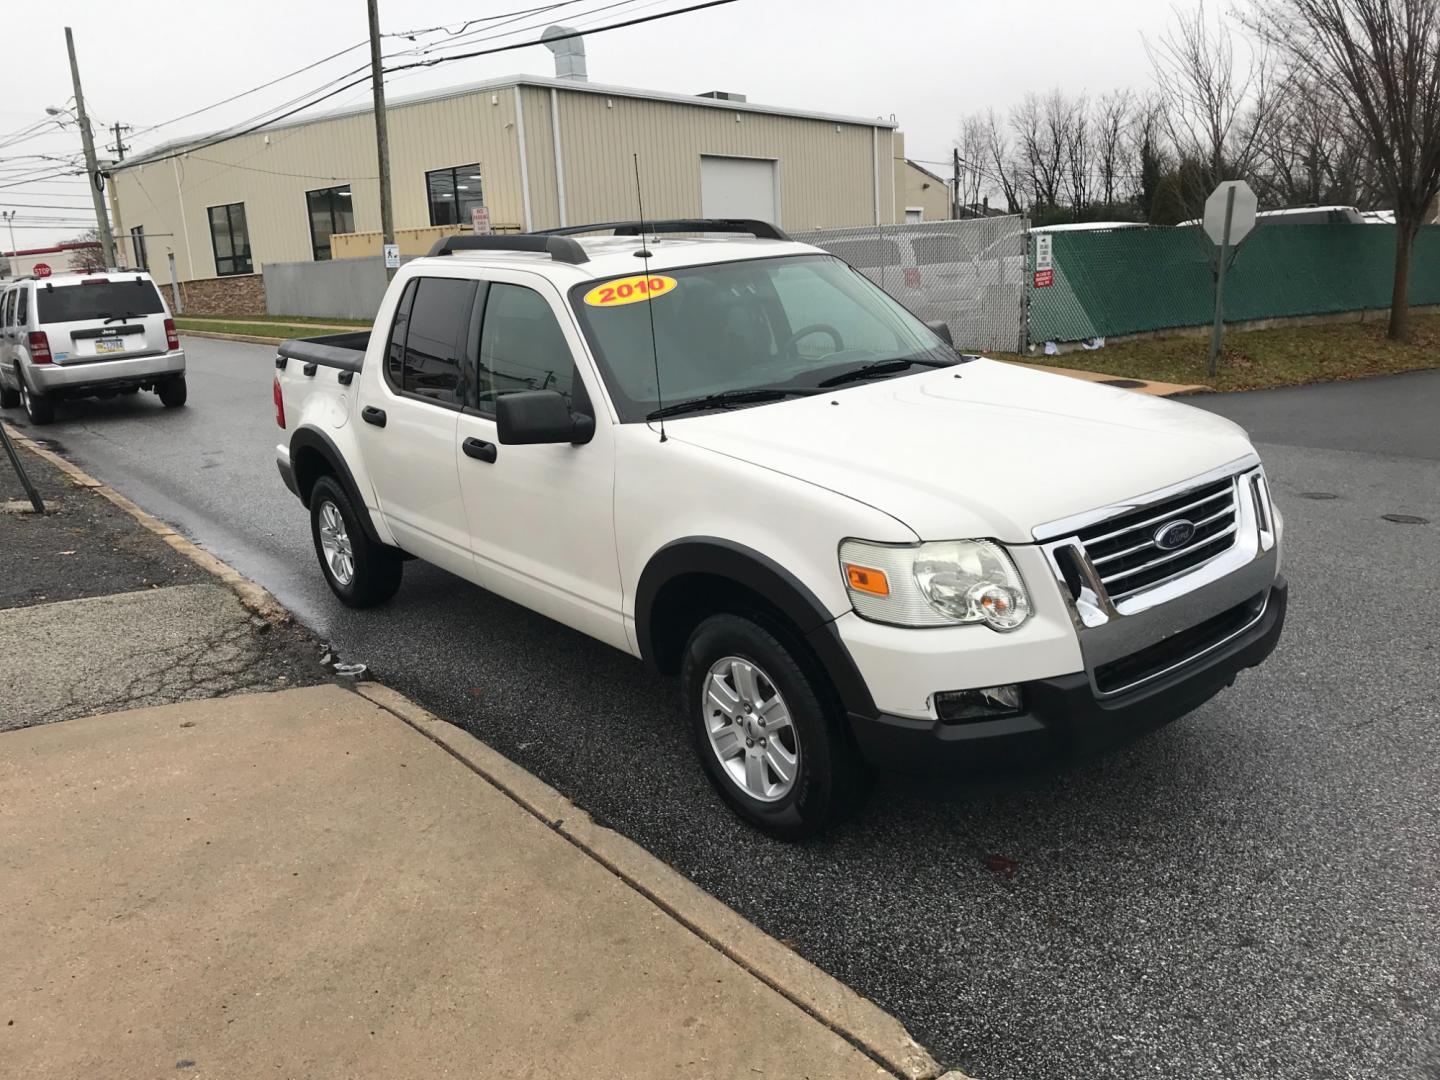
[361,405,387,427]
[462,437,497,464]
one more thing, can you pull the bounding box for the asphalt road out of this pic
[7,339,1438,1080]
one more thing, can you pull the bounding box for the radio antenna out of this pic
[633,152,666,442]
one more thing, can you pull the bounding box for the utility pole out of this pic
[64,26,116,269]
[2,210,17,259]
[366,0,397,280]
[108,122,132,161]
[953,148,960,219]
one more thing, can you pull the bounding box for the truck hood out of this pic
[666,359,1257,543]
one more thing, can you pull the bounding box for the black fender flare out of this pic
[634,537,878,719]
[288,426,384,546]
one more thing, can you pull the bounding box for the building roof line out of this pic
[115,72,898,171]
[904,158,949,187]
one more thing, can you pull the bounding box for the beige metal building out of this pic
[108,73,904,310]
[897,159,952,222]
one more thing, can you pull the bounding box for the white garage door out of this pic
[700,155,778,223]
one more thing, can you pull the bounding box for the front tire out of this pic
[309,475,402,608]
[19,381,54,425]
[157,375,187,408]
[680,613,871,840]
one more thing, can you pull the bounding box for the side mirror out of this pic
[495,389,594,446]
[925,320,954,347]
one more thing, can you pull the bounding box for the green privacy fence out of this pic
[1027,224,1440,345]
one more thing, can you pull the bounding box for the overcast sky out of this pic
[1,0,1183,253]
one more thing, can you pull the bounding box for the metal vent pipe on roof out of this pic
[542,25,587,81]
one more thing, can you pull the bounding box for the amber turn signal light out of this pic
[845,564,890,596]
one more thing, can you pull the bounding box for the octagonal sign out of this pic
[1203,180,1258,246]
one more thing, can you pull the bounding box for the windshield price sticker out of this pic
[583,274,677,307]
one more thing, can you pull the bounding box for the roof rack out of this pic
[536,218,793,241]
[427,234,589,264]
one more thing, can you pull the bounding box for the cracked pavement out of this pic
[0,435,323,730]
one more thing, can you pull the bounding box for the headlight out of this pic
[839,539,1032,630]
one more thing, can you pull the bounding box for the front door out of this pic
[453,273,625,650]
[353,274,475,580]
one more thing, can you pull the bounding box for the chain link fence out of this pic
[1025,222,1440,347]
[795,217,1029,353]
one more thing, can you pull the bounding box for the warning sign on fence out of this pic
[1033,269,1054,288]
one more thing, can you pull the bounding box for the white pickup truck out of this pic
[274,219,1286,839]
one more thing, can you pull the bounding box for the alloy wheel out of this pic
[317,501,355,585]
[702,656,800,803]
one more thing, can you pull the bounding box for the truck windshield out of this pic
[570,254,954,422]
[37,280,165,324]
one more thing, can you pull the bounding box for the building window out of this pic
[130,225,148,270]
[306,185,354,261]
[426,164,485,227]
[905,207,924,223]
[207,203,252,276]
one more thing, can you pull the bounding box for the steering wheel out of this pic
[784,323,845,356]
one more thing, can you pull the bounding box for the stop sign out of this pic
[1203,181,1258,247]
[33,263,52,278]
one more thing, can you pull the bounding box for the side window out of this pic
[16,288,27,325]
[475,283,575,415]
[385,279,418,389]
[394,277,473,407]
[1,291,11,328]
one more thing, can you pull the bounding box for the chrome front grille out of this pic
[1075,476,1239,602]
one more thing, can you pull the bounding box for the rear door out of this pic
[352,273,476,580]
[35,277,168,364]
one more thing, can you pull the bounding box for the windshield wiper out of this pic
[815,356,955,388]
[103,311,143,324]
[646,386,819,421]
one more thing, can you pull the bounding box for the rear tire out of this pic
[680,612,872,840]
[19,381,54,425]
[309,475,402,608]
[157,375,187,408]
[0,379,18,409]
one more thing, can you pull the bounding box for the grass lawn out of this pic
[174,320,363,341]
[175,313,369,327]
[1015,313,1440,391]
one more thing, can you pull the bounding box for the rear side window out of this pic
[475,283,575,415]
[383,276,474,407]
[16,288,28,325]
[36,280,165,324]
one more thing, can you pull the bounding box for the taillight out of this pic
[28,331,52,364]
[273,375,286,429]
[903,267,922,289]
[164,317,180,351]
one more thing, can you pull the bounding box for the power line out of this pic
[116,0,740,172]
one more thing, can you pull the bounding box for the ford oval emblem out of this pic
[1154,519,1196,550]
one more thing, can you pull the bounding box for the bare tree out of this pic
[1064,92,1094,213]
[66,229,106,272]
[1096,89,1136,207]
[1149,2,1285,213]
[1011,92,1067,211]
[1254,74,1377,206]
[1247,0,1440,339]
[983,109,1023,213]
[953,113,991,216]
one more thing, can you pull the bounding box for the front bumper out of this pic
[848,576,1287,772]
[29,350,185,396]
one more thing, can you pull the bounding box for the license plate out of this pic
[95,338,127,354]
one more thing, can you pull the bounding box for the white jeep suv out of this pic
[272,220,1286,838]
[0,270,186,424]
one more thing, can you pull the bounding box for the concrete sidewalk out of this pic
[0,684,926,1079]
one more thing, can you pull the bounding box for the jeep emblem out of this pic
[1154,519,1196,550]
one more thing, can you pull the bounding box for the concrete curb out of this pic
[355,681,963,1080]
[0,422,286,622]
